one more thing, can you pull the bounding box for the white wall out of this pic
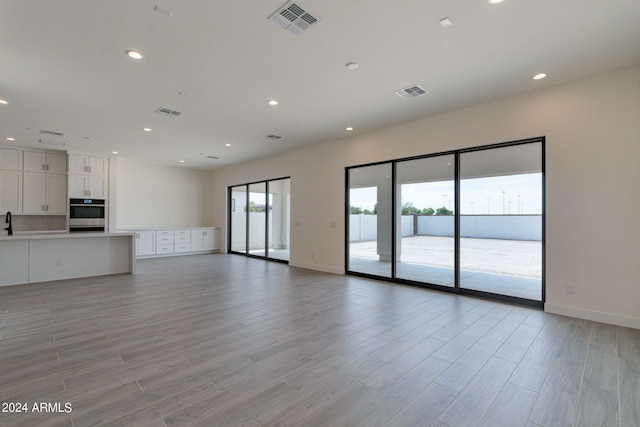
[211,66,640,329]
[114,157,214,229]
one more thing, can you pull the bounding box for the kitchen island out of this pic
[0,232,135,286]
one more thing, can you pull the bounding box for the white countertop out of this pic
[0,231,135,241]
[119,227,219,231]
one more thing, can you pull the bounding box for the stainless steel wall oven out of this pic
[69,198,105,232]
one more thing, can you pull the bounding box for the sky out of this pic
[350,173,542,215]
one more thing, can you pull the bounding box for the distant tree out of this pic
[436,206,453,216]
[421,207,435,216]
[401,202,422,215]
[350,206,363,214]
[373,203,378,215]
[244,201,265,212]
[363,209,373,215]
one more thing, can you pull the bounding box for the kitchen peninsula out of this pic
[0,232,135,286]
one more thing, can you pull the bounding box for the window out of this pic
[346,138,544,306]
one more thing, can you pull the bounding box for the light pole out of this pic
[470,201,475,214]
[508,200,511,215]
[517,194,521,214]
[502,191,505,214]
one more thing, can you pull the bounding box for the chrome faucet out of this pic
[4,211,12,236]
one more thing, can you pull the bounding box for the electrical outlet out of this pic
[565,284,575,295]
[56,260,62,267]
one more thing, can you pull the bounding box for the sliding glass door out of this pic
[346,138,544,306]
[396,155,455,287]
[459,143,543,300]
[267,178,290,261]
[348,163,393,278]
[228,178,290,262]
[230,185,247,253]
[248,182,267,258]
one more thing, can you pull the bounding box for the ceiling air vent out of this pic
[264,134,283,141]
[155,107,182,117]
[40,129,64,137]
[394,84,428,100]
[269,1,321,36]
[38,139,66,147]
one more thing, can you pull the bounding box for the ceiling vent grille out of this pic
[38,139,66,147]
[394,84,428,100]
[269,1,321,36]
[155,107,182,117]
[264,134,283,141]
[40,129,64,137]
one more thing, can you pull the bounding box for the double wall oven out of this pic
[69,198,105,232]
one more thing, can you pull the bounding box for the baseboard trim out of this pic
[545,303,640,330]
[289,261,344,276]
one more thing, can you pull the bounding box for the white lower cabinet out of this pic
[135,231,155,256]
[191,228,217,252]
[127,228,217,258]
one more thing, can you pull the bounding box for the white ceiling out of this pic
[1,0,639,171]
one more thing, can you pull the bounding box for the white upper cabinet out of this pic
[24,151,67,174]
[0,171,22,214]
[69,154,108,176]
[22,173,67,214]
[0,148,23,171]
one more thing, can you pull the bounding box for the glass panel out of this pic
[267,178,290,261]
[230,185,247,253]
[459,142,543,300]
[348,163,393,278]
[248,182,267,258]
[396,155,455,286]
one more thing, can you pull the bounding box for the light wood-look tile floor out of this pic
[0,254,638,427]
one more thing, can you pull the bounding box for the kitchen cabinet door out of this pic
[45,174,67,214]
[68,174,88,198]
[46,153,67,174]
[69,175,106,198]
[190,228,216,252]
[0,171,22,214]
[23,173,66,214]
[88,175,107,199]
[135,231,155,256]
[88,157,108,176]
[68,154,108,176]
[0,148,23,171]
[22,172,46,213]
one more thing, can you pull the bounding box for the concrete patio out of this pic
[349,235,542,301]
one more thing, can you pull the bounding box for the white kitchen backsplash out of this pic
[7,215,66,233]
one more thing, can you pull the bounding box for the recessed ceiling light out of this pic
[346,127,354,131]
[439,17,453,28]
[179,160,185,163]
[533,73,547,80]
[0,99,8,105]
[268,100,279,106]
[345,62,359,70]
[112,151,119,155]
[126,50,144,60]
[143,127,152,132]
[6,137,15,141]
[225,143,232,147]
[488,0,505,4]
